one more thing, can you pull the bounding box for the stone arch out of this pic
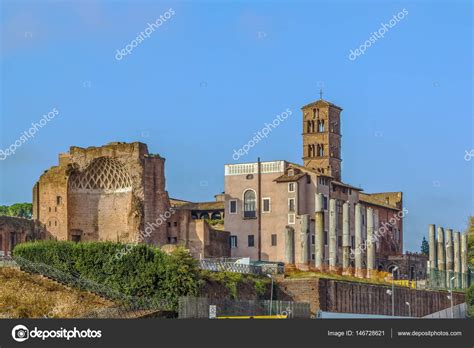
[211,212,222,220]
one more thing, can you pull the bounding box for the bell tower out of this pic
[301,95,342,180]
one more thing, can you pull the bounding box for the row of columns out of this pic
[285,194,376,278]
[428,224,469,289]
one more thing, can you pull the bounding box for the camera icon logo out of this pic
[12,324,29,342]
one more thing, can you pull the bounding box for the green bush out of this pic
[13,241,199,311]
[467,284,474,318]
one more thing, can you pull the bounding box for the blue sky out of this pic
[1,0,472,252]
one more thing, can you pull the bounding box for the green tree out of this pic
[467,284,474,318]
[0,203,32,219]
[420,236,429,256]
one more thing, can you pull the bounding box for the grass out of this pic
[0,267,113,318]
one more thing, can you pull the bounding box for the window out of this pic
[288,182,295,192]
[271,234,277,246]
[230,236,238,248]
[167,222,171,227]
[248,235,255,247]
[288,198,295,212]
[174,221,178,227]
[288,214,295,224]
[349,189,352,195]
[324,231,328,245]
[338,236,342,246]
[288,169,295,177]
[306,175,311,184]
[243,190,256,218]
[311,235,315,245]
[351,236,355,249]
[311,253,315,260]
[49,207,51,212]
[323,196,328,210]
[332,184,337,192]
[262,198,271,213]
[54,207,57,212]
[229,200,237,214]
[56,196,62,205]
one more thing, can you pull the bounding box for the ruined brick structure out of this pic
[0,216,45,256]
[32,141,230,258]
[33,142,170,244]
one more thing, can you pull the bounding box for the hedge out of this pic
[13,241,199,311]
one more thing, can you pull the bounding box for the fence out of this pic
[198,259,284,275]
[424,303,467,319]
[178,297,311,319]
[427,269,472,291]
[11,255,173,318]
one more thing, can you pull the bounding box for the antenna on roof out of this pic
[319,88,323,100]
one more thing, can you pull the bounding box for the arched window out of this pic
[243,190,256,218]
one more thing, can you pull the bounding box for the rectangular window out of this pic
[288,198,295,212]
[311,253,315,260]
[306,175,311,184]
[288,214,295,224]
[288,182,295,192]
[248,235,255,247]
[262,198,271,213]
[324,231,328,245]
[351,236,355,249]
[311,235,315,245]
[349,189,352,195]
[229,200,237,214]
[271,234,277,246]
[338,236,342,247]
[230,235,238,248]
[323,196,328,210]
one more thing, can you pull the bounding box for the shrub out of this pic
[467,284,474,318]
[13,241,199,311]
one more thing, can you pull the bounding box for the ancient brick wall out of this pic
[277,277,465,317]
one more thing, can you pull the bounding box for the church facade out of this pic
[224,98,408,275]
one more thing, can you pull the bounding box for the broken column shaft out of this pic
[328,198,337,272]
[300,214,310,265]
[354,203,363,278]
[366,207,375,278]
[342,202,350,275]
[314,193,324,270]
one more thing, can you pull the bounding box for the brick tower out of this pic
[301,96,342,180]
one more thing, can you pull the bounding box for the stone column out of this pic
[354,203,363,278]
[328,199,337,272]
[314,194,324,270]
[300,214,310,265]
[428,224,437,271]
[366,207,375,278]
[437,227,446,288]
[342,202,350,275]
[445,228,454,287]
[285,226,295,265]
[453,231,461,288]
[461,233,468,289]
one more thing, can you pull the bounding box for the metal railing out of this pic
[11,255,173,317]
[198,259,284,275]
